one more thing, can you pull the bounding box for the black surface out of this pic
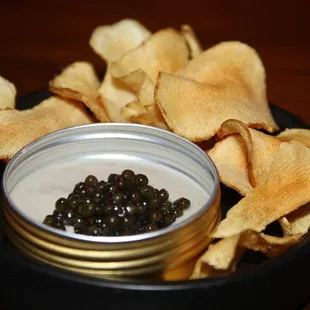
[1,91,310,310]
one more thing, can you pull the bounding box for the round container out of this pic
[2,123,220,281]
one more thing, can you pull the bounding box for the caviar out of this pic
[43,170,191,236]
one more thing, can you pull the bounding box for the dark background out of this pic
[0,0,309,124]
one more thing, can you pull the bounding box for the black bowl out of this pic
[0,91,309,310]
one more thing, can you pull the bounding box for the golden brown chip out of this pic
[97,65,135,122]
[277,128,310,147]
[0,75,16,109]
[279,203,310,237]
[0,96,94,162]
[218,119,282,187]
[118,69,154,107]
[190,234,241,279]
[190,230,301,279]
[119,70,168,128]
[181,24,202,59]
[110,28,190,82]
[208,135,253,196]
[89,19,151,62]
[108,27,191,127]
[155,41,279,142]
[49,62,109,122]
[214,141,310,238]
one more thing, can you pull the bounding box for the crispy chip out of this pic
[155,41,279,142]
[181,24,202,59]
[119,70,168,128]
[280,203,310,236]
[90,19,151,123]
[97,65,135,122]
[214,141,310,238]
[208,135,253,196]
[190,230,301,279]
[89,19,151,62]
[218,119,282,187]
[118,69,154,107]
[49,62,109,122]
[0,96,93,161]
[0,75,16,109]
[110,28,190,82]
[277,128,310,147]
[110,27,190,127]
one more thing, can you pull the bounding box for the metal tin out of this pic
[2,123,221,281]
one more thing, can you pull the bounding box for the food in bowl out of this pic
[43,170,191,236]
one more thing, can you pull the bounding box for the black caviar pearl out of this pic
[43,215,54,226]
[113,205,126,217]
[115,175,127,190]
[164,215,176,226]
[74,182,85,193]
[95,205,105,216]
[149,197,160,209]
[149,211,162,223]
[158,189,169,202]
[122,169,135,181]
[52,221,65,231]
[92,192,102,204]
[98,180,106,192]
[85,175,98,186]
[160,202,172,215]
[85,185,98,198]
[173,208,183,218]
[140,186,155,200]
[123,215,136,226]
[104,183,118,195]
[174,197,191,210]
[126,203,139,215]
[74,227,85,234]
[73,217,85,229]
[108,173,117,182]
[137,204,146,215]
[112,192,123,204]
[53,210,67,223]
[67,195,79,209]
[85,225,102,236]
[106,216,119,228]
[128,191,141,203]
[103,204,114,215]
[145,224,157,232]
[86,216,97,225]
[134,174,148,187]
[55,198,67,212]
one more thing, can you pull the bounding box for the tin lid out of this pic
[3,123,219,243]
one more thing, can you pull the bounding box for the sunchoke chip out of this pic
[155,41,279,142]
[0,96,94,162]
[277,128,310,147]
[90,19,151,123]
[49,62,109,122]
[190,230,301,279]
[215,141,310,238]
[110,28,190,127]
[191,140,310,278]
[208,119,282,195]
[0,75,16,109]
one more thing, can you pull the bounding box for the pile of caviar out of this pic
[43,170,191,236]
